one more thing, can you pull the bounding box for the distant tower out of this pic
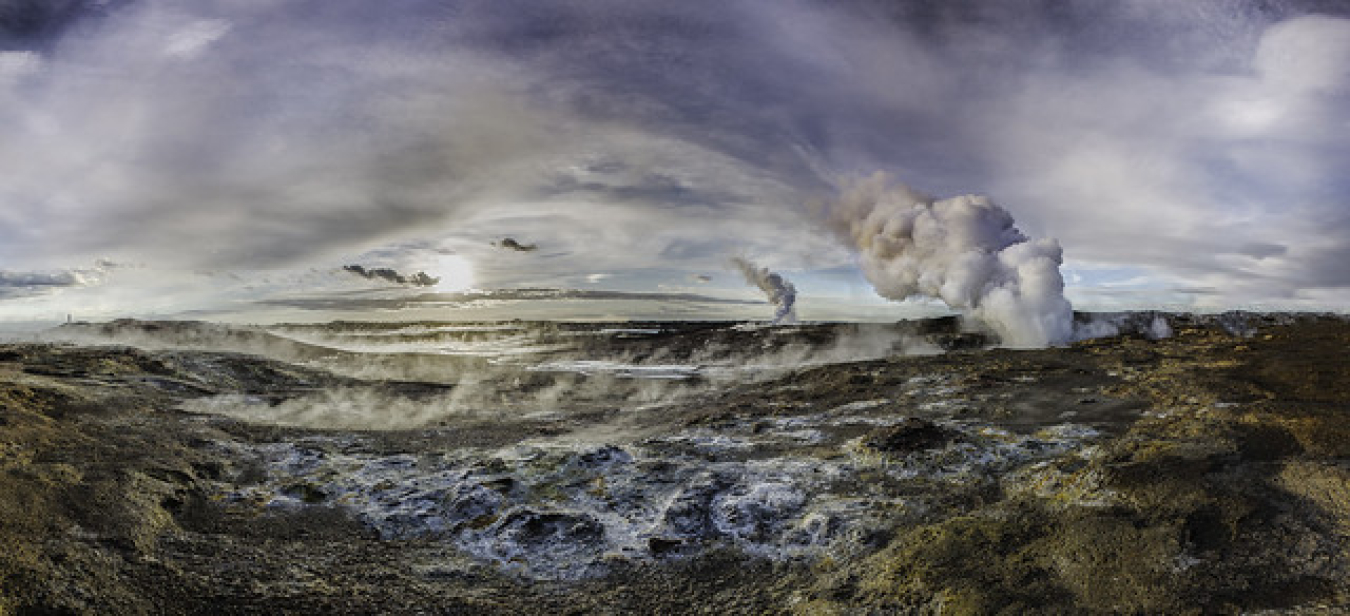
[67,313,72,324]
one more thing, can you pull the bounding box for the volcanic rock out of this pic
[0,313,1347,614]
[862,418,957,454]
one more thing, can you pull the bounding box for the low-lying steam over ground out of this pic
[3,312,1349,613]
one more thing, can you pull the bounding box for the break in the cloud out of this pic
[1,0,1348,323]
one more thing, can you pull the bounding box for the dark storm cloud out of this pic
[495,238,538,252]
[0,0,122,51]
[342,265,439,287]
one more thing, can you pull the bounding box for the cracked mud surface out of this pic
[1,313,1348,614]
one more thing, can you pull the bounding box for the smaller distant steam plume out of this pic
[495,238,537,252]
[732,257,797,324]
[342,265,439,287]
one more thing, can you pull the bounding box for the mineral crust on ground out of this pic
[1,313,1347,614]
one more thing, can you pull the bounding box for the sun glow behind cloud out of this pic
[431,254,476,293]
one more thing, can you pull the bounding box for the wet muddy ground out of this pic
[1,313,1347,614]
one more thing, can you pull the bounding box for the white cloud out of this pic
[1255,15,1350,95]
[1,1,1347,321]
[0,51,41,84]
[163,19,232,59]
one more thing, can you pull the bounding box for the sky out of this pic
[1,0,1348,326]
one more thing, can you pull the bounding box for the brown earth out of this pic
[1,315,1347,614]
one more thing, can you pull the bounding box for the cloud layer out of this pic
[1,0,1347,321]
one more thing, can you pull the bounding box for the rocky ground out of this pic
[1,313,1347,614]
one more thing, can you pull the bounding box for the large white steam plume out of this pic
[827,173,1073,348]
[732,257,797,325]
